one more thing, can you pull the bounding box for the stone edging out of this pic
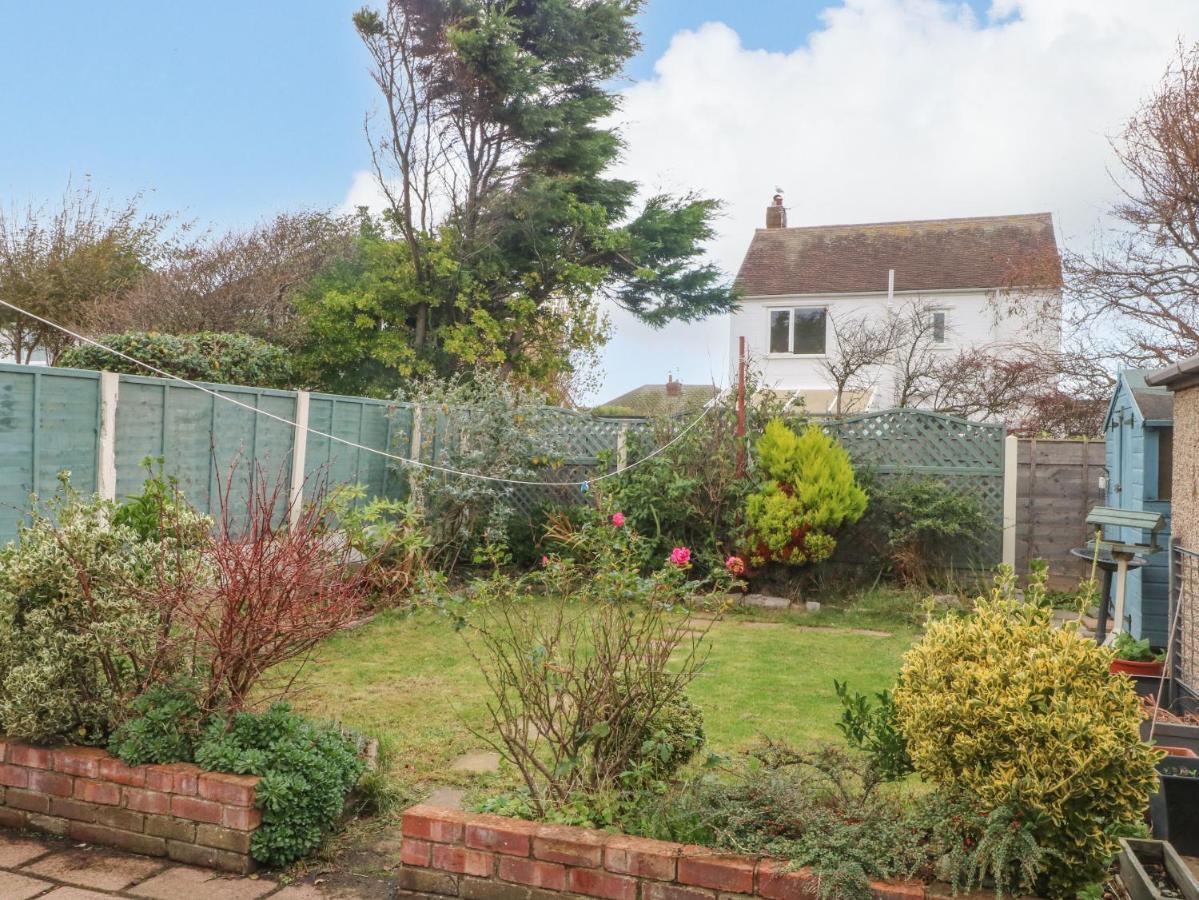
[398,803,926,900]
[0,737,261,874]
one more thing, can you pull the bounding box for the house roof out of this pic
[734,212,1062,297]
[1146,353,1199,392]
[593,382,719,418]
[1109,370,1174,426]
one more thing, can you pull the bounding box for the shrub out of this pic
[745,420,867,566]
[0,476,206,744]
[834,680,913,781]
[193,704,366,867]
[107,684,204,766]
[58,331,294,388]
[325,486,433,602]
[893,566,1159,898]
[867,476,989,584]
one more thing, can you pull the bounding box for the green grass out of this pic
[287,591,919,800]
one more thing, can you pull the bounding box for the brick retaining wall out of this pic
[0,738,261,873]
[398,804,928,900]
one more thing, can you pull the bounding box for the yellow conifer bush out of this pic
[893,567,1159,898]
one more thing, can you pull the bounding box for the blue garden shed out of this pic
[1104,370,1174,646]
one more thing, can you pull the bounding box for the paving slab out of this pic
[425,787,466,809]
[129,864,277,899]
[0,832,55,868]
[450,751,500,774]
[25,847,165,892]
[0,869,56,900]
[39,889,119,900]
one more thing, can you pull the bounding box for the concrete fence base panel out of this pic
[0,737,261,874]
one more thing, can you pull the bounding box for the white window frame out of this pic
[766,304,828,357]
[928,307,950,347]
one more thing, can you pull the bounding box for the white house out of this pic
[729,199,1062,415]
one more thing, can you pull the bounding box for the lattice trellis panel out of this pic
[824,409,1006,566]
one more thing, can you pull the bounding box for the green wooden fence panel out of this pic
[304,393,404,501]
[823,408,1006,566]
[0,364,102,543]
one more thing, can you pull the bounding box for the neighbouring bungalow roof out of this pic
[593,382,719,418]
[734,212,1062,297]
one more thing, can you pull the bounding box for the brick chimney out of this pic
[665,375,682,397]
[765,192,787,229]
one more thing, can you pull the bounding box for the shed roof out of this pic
[734,212,1062,297]
[1111,370,1174,425]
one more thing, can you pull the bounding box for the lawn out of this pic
[287,590,921,803]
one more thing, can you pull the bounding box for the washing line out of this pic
[0,298,723,488]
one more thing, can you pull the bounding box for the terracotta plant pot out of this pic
[1157,745,1199,758]
[1111,658,1165,677]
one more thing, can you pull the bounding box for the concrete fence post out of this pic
[97,371,119,501]
[289,391,311,527]
[1002,433,1019,569]
[617,424,629,471]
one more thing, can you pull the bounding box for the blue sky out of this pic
[1,0,986,226]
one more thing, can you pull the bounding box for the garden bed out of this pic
[397,803,927,900]
[0,738,260,873]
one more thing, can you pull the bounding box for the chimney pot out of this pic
[665,377,682,397]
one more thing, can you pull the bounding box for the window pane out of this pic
[932,311,947,343]
[792,308,826,354]
[769,310,790,353]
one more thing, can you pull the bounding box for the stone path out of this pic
[0,831,399,899]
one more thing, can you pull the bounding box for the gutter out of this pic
[1146,353,1199,391]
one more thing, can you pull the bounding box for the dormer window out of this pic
[769,307,827,355]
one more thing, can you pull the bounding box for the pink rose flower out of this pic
[669,546,691,567]
[541,555,550,567]
[611,512,625,527]
[725,555,746,575]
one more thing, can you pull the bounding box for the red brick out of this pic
[197,772,257,807]
[644,883,717,900]
[678,850,756,894]
[465,819,537,857]
[144,813,196,842]
[532,825,605,867]
[28,769,73,797]
[402,805,468,843]
[0,763,29,788]
[166,839,255,874]
[4,788,49,813]
[145,765,175,792]
[433,844,495,877]
[65,821,167,858]
[98,757,146,787]
[48,796,99,822]
[568,867,638,900]
[402,837,433,867]
[0,806,27,829]
[222,804,262,831]
[0,738,8,763]
[75,778,121,805]
[870,881,925,900]
[52,747,108,778]
[498,855,566,890]
[196,823,253,854]
[8,744,52,769]
[170,794,223,824]
[757,861,819,900]
[604,834,680,881]
[125,787,170,815]
[94,805,145,833]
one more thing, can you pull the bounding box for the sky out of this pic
[2,0,1197,403]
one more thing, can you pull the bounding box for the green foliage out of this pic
[194,704,366,867]
[745,420,867,566]
[108,684,203,766]
[0,475,207,744]
[861,476,989,584]
[58,331,294,388]
[893,566,1160,898]
[325,485,433,600]
[1112,631,1161,662]
[599,382,784,576]
[113,457,210,544]
[834,680,913,781]
[322,4,734,396]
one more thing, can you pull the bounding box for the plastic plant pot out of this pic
[1111,658,1166,677]
[1119,837,1199,900]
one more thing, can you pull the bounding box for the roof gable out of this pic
[1106,370,1174,427]
[734,212,1062,297]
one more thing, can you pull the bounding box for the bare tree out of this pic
[91,210,355,342]
[1067,42,1199,367]
[0,180,172,363]
[822,308,905,415]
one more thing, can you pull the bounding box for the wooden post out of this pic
[97,371,119,501]
[736,336,747,478]
[1002,433,1018,569]
[289,391,310,528]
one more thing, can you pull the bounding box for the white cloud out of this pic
[591,0,1199,404]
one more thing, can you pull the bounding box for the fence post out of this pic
[617,423,628,471]
[1002,433,1018,569]
[289,391,310,527]
[97,371,119,501]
